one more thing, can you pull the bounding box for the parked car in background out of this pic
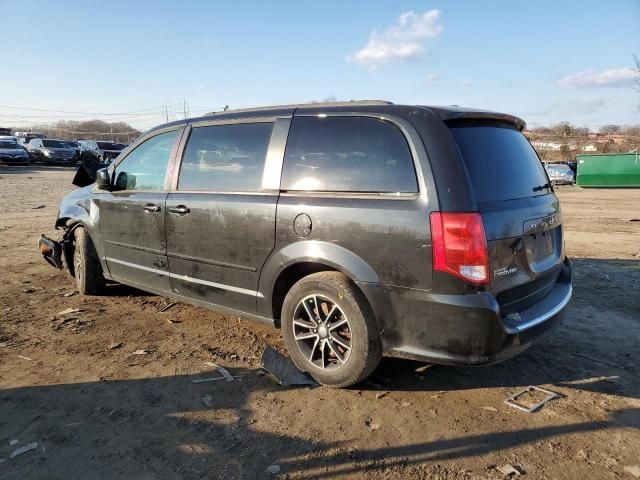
[77,140,126,164]
[15,132,46,147]
[62,141,82,164]
[39,101,572,388]
[0,139,30,164]
[96,141,126,162]
[545,163,575,185]
[26,138,76,165]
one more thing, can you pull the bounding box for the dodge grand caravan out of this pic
[39,101,572,387]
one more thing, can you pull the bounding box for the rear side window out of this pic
[281,116,417,193]
[449,124,549,202]
[178,122,273,192]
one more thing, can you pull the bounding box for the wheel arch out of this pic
[258,241,382,327]
[55,202,108,275]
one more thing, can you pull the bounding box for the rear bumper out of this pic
[361,257,572,366]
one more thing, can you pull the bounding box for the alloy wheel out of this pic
[292,294,352,370]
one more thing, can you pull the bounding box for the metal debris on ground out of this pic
[204,362,235,382]
[504,386,560,413]
[365,417,381,431]
[23,287,43,293]
[130,349,148,355]
[260,346,317,387]
[158,302,177,313]
[573,352,626,370]
[201,394,214,407]
[10,442,38,459]
[497,464,526,476]
[191,376,226,384]
[266,464,281,475]
[624,465,640,478]
[17,355,33,361]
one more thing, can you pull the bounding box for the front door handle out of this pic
[168,205,190,215]
[143,203,161,213]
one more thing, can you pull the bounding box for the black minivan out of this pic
[40,101,572,387]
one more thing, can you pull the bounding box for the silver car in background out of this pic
[545,163,575,185]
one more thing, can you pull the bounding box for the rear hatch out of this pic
[449,122,564,314]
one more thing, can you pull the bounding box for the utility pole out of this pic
[183,98,188,119]
[165,104,169,123]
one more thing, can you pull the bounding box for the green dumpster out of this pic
[576,153,640,187]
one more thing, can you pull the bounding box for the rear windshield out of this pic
[449,124,550,202]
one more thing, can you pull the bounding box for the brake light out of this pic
[429,212,489,285]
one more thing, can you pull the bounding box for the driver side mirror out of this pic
[95,168,111,190]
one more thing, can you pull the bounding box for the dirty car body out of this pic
[41,101,573,386]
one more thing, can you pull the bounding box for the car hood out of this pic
[0,148,27,154]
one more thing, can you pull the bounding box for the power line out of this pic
[0,104,182,116]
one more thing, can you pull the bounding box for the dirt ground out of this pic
[0,165,638,480]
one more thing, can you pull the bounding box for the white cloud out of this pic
[558,67,638,89]
[348,9,443,70]
[426,73,440,82]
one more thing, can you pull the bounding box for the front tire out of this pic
[73,227,107,295]
[281,272,382,388]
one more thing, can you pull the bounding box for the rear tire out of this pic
[73,227,107,295]
[281,272,382,388]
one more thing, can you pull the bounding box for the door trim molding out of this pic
[105,257,263,298]
[166,251,256,272]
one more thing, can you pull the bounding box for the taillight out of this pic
[429,212,489,285]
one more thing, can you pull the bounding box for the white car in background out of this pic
[545,163,575,185]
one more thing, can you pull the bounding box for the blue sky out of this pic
[1,0,638,131]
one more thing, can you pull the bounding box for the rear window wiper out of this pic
[532,183,551,192]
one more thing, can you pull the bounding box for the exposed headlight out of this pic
[43,149,52,156]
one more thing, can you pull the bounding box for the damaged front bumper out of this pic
[38,225,78,271]
[38,235,64,269]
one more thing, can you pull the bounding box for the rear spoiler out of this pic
[423,107,526,131]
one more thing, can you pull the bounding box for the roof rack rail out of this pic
[205,100,393,116]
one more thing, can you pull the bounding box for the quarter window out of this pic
[113,130,178,191]
[178,122,274,192]
[281,116,418,193]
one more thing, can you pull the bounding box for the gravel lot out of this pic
[0,165,639,479]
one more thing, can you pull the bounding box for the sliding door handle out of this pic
[168,205,190,215]
[143,203,161,213]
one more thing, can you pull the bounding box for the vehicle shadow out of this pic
[0,368,637,480]
[366,257,639,399]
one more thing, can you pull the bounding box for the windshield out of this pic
[449,123,550,202]
[97,142,124,150]
[43,140,71,148]
[547,164,571,173]
[0,141,19,149]
[65,141,79,148]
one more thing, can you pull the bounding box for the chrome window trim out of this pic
[171,117,290,194]
[284,112,433,203]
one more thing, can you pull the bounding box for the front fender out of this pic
[56,191,108,274]
[257,240,381,317]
